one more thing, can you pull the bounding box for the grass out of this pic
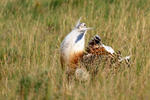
[0,0,150,99]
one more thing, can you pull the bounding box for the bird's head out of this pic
[75,17,93,33]
[77,23,86,30]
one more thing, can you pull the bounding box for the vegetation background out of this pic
[0,0,150,100]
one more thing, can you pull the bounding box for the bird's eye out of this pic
[84,24,86,26]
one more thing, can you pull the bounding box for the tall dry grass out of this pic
[0,0,150,100]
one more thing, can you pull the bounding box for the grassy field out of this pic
[0,0,150,100]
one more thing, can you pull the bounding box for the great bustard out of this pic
[60,18,92,69]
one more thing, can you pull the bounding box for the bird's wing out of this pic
[102,44,115,54]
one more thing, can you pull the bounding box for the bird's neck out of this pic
[71,32,85,53]
[75,32,85,43]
